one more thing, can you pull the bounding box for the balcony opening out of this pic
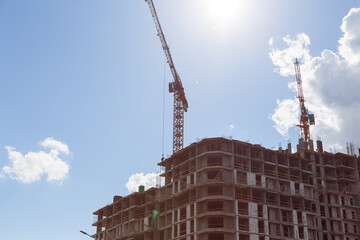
[281,210,292,222]
[321,220,327,231]
[207,156,222,166]
[238,217,249,231]
[299,226,304,238]
[174,224,178,238]
[258,220,264,233]
[238,234,249,240]
[235,144,248,156]
[208,216,223,228]
[208,185,222,196]
[258,205,263,218]
[297,212,302,224]
[180,207,186,221]
[238,202,248,215]
[283,225,293,238]
[208,201,223,212]
[180,223,186,236]
[207,170,221,180]
[208,233,224,240]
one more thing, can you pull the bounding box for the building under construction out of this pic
[92,137,360,240]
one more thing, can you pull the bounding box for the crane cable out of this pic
[161,60,166,161]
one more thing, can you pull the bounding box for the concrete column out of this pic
[186,205,191,218]
[302,212,307,226]
[194,224,197,240]
[171,210,175,239]
[300,183,305,197]
[294,225,299,239]
[263,205,268,219]
[247,172,256,186]
[261,175,266,188]
[249,202,259,236]
[249,202,258,217]
[194,203,197,240]
[177,223,180,238]
[293,210,299,239]
[144,217,149,231]
[249,218,258,233]
[304,226,309,240]
[290,181,295,195]
[234,170,237,184]
[264,204,269,236]
[264,220,269,235]
[293,210,298,224]
[250,234,259,240]
[235,200,239,240]
[186,220,190,235]
[331,208,338,218]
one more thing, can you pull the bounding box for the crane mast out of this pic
[294,58,315,150]
[145,0,188,154]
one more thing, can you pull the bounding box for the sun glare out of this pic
[206,0,241,22]
[192,0,255,38]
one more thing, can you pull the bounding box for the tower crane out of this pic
[294,58,315,150]
[145,0,188,154]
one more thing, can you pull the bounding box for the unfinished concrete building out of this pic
[92,137,360,240]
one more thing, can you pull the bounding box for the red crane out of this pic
[294,58,315,149]
[146,0,188,153]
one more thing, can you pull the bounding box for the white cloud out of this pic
[1,138,70,183]
[269,8,360,151]
[268,37,273,46]
[39,137,69,154]
[125,172,163,193]
[269,33,311,77]
[269,98,299,139]
[339,8,360,65]
[229,124,235,129]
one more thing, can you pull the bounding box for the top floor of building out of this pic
[158,137,359,185]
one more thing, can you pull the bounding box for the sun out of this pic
[205,0,242,23]
[192,0,254,36]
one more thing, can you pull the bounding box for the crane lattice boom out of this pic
[294,58,314,149]
[146,0,188,153]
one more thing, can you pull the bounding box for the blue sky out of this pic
[1,0,360,239]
